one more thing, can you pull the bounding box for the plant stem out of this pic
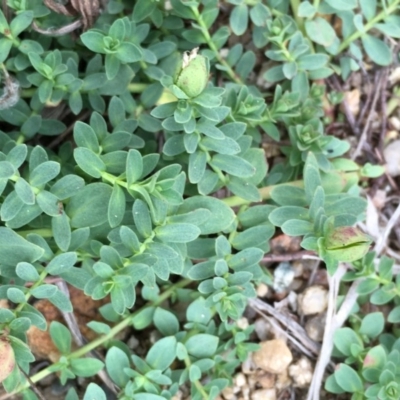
[338,0,400,53]
[6,279,191,397]
[222,171,360,207]
[190,6,244,85]
[290,0,304,31]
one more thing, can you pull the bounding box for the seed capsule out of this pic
[0,335,15,383]
[175,47,209,98]
[324,226,371,263]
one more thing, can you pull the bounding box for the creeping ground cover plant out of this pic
[0,0,398,399]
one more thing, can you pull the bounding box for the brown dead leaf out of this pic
[27,286,110,362]
[270,234,302,254]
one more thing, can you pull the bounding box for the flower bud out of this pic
[323,226,371,263]
[0,336,15,383]
[175,47,209,98]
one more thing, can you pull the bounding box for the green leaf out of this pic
[10,11,33,37]
[303,153,321,201]
[361,34,392,66]
[70,358,104,377]
[83,383,107,400]
[186,297,212,324]
[0,39,12,63]
[49,321,71,354]
[15,178,35,205]
[117,42,142,63]
[29,161,60,187]
[31,284,57,299]
[7,287,26,303]
[146,336,177,370]
[74,148,106,178]
[155,223,200,243]
[359,312,384,338]
[48,289,73,312]
[334,327,363,357]
[305,17,337,47]
[50,175,85,200]
[324,0,357,10]
[46,252,77,275]
[0,161,15,179]
[188,151,207,184]
[388,305,400,323]
[16,262,40,282]
[210,154,255,178]
[230,4,248,36]
[133,0,157,22]
[133,199,152,238]
[153,307,179,336]
[108,184,126,228]
[334,364,363,392]
[36,190,60,216]
[73,121,100,153]
[81,31,106,53]
[106,346,130,387]
[231,225,274,250]
[126,149,143,186]
[66,183,112,228]
[178,196,235,234]
[52,213,72,252]
[281,219,314,236]
[185,334,218,358]
[360,0,376,21]
[0,227,44,266]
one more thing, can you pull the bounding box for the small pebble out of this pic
[384,140,400,177]
[235,372,247,387]
[298,285,328,315]
[289,356,313,388]
[252,339,293,374]
[305,313,326,342]
[236,317,249,330]
[254,318,271,341]
[251,388,276,400]
[256,283,269,297]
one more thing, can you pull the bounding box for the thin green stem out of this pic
[290,0,304,32]
[313,0,321,9]
[15,229,53,238]
[190,6,244,85]
[183,357,209,398]
[222,171,360,207]
[338,0,400,53]
[6,279,191,397]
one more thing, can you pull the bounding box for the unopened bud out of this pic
[0,336,15,383]
[323,226,371,263]
[175,47,209,98]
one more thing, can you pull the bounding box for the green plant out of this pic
[324,255,400,400]
[0,0,395,399]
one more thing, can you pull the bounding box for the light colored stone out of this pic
[251,388,276,400]
[242,355,257,374]
[289,356,313,388]
[252,339,293,374]
[276,369,292,390]
[305,313,326,342]
[256,283,269,297]
[235,372,247,387]
[384,140,400,177]
[273,262,294,293]
[255,371,275,389]
[237,317,249,330]
[254,318,271,341]
[221,386,235,399]
[298,285,328,315]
